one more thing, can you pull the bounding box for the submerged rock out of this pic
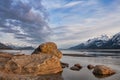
[93,65,116,75]
[70,66,80,71]
[61,62,69,68]
[70,64,82,71]
[32,42,62,59]
[87,64,94,70]
[74,64,82,69]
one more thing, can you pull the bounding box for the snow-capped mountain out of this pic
[111,32,120,46]
[0,42,12,49]
[0,42,34,50]
[7,44,34,50]
[69,33,120,49]
[84,35,109,47]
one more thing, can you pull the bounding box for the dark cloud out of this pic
[0,0,51,44]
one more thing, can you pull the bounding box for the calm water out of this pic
[0,49,120,80]
[61,50,120,80]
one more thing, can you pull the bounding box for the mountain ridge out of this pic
[0,43,34,50]
[0,42,12,49]
[69,32,120,49]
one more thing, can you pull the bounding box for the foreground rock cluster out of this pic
[61,61,115,77]
[0,42,63,76]
[68,63,115,77]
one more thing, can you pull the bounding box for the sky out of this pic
[0,0,120,48]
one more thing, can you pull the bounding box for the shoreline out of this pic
[63,53,93,57]
[0,51,119,57]
[0,51,120,80]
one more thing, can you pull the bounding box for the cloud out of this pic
[0,0,120,48]
[0,0,51,45]
[49,0,120,48]
[42,0,83,10]
[63,1,83,8]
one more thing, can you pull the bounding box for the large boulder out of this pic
[32,42,62,59]
[0,42,63,76]
[4,53,62,75]
[93,65,115,75]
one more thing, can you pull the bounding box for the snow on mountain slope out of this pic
[84,35,109,47]
[70,33,120,49]
[112,32,120,46]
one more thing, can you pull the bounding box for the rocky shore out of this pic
[0,42,116,80]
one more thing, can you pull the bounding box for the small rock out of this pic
[74,64,82,69]
[70,66,80,71]
[70,64,82,71]
[93,65,116,75]
[87,64,94,70]
[61,62,69,68]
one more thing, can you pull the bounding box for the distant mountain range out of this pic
[0,43,34,50]
[69,32,120,49]
[0,43,12,49]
